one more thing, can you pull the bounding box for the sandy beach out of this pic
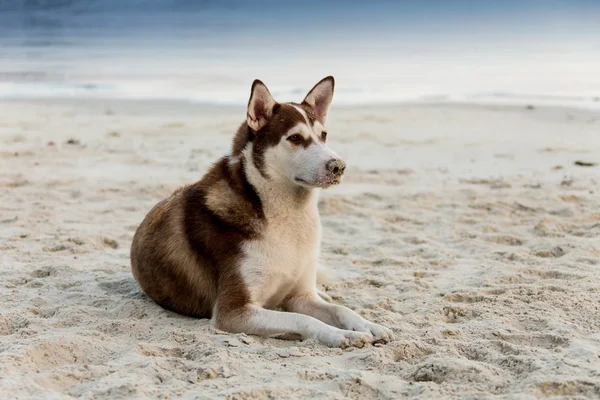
[1,99,599,399]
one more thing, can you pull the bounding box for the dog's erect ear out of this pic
[247,80,277,131]
[302,76,334,124]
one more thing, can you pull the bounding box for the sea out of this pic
[0,0,599,108]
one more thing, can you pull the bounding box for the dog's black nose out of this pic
[326,159,346,175]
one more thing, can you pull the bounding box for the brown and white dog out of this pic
[130,77,394,347]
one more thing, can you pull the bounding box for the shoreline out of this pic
[2,95,600,113]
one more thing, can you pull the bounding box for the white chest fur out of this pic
[240,203,321,308]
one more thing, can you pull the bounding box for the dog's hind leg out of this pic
[213,304,372,348]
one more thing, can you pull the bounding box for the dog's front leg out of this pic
[213,304,373,348]
[285,293,394,343]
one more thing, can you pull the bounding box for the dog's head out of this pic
[237,76,345,189]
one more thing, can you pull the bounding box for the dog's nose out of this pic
[326,159,346,175]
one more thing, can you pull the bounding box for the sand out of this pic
[1,99,599,399]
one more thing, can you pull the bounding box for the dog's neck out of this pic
[239,145,319,220]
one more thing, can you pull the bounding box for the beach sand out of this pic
[1,99,599,399]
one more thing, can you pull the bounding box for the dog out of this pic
[130,77,394,347]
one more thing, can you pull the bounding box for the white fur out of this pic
[222,304,375,348]
[235,144,386,347]
[240,142,321,305]
[292,137,340,187]
[232,140,394,346]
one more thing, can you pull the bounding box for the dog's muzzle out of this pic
[326,158,346,176]
[320,158,346,187]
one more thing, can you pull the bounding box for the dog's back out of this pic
[131,153,263,318]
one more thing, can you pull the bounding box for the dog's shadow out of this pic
[98,276,144,298]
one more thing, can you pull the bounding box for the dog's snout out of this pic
[326,159,346,175]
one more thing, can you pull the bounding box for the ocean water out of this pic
[0,0,599,107]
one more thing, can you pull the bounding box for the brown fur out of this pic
[291,101,317,125]
[250,103,308,177]
[131,102,314,321]
[131,189,218,317]
[131,154,263,317]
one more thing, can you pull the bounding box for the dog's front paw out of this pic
[363,321,394,344]
[318,328,373,348]
[343,320,394,344]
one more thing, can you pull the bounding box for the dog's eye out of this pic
[287,134,303,143]
[321,131,328,141]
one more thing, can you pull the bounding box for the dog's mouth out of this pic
[294,176,342,189]
[294,177,317,187]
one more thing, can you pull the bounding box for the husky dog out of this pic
[131,77,394,347]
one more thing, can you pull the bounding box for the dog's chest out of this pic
[240,210,320,307]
